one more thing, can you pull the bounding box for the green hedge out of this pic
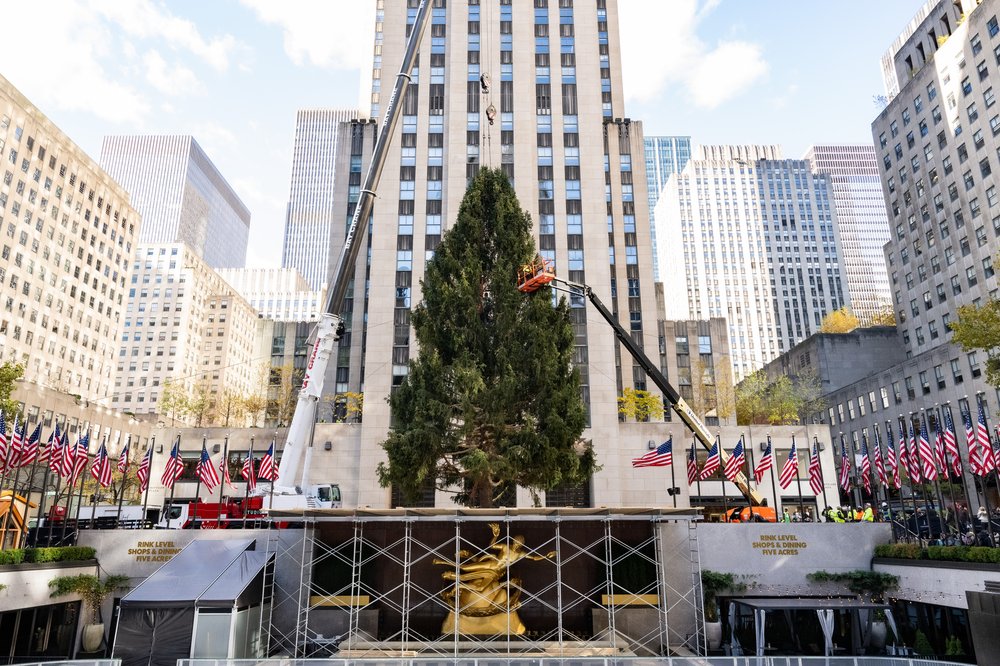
[0,546,96,565]
[876,542,1000,563]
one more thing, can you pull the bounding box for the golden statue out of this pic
[434,522,555,635]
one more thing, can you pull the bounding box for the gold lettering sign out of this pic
[751,533,808,556]
[126,540,181,563]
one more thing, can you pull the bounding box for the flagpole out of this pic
[0,414,23,545]
[744,434,756,512]
[975,393,997,546]
[87,436,105,529]
[72,428,91,534]
[244,436,255,506]
[793,434,805,518]
[192,435,205,526]
[116,434,129,526]
[931,406,957,534]
[15,423,43,548]
[218,435,229,508]
[142,437,154,528]
[904,414,929,543]
[717,435,729,519]
[896,417,921,542]
[812,436,830,515]
[871,427,885,516]
[768,434,779,514]
[35,449,52,547]
[7,419,36,548]
[944,403,975,533]
[165,435,180,529]
[694,437,703,504]
[913,412,935,523]
[922,410,948,540]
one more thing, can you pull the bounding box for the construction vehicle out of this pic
[267,0,433,505]
[159,496,267,529]
[517,257,764,507]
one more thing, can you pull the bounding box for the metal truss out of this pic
[273,508,702,658]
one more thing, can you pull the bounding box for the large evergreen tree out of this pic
[377,167,593,507]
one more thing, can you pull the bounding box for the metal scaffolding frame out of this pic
[265,508,703,658]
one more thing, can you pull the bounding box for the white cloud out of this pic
[144,50,202,96]
[0,1,150,124]
[240,0,375,70]
[619,0,768,109]
[91,0,240,71]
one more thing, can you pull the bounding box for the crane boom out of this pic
[555,278,763,506]
[274,0,432,491]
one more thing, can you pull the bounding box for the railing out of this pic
[13,661,120,666]
[178,658,970,666]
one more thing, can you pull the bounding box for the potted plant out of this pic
[807,570,899,649]
[701,570,741,650]
[49,573,130,653]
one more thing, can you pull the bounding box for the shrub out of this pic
[0,549,24,565]
[23,546,96,563]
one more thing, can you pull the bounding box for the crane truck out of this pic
[517,259,764,507]
[262,0,433,507]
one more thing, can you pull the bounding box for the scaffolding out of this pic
[264,508,703,658]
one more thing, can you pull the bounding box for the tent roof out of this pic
[733,597,889,611]
[200,550,272,607]
[122,538,256,607]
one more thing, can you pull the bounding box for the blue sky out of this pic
[0,0,925,269]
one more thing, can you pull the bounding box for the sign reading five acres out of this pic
[752,533,809,556]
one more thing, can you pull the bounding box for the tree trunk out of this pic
[472,477,494,508]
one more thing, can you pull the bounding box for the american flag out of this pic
[59,426,77,479]
[160,439,185,489]
[933,416,949,479]
[779,441,798,489]
[754,437,773,484]
[137,443,154,493]
[7,416,24,469]
[872,427,888,487]
[220,454,235,489]
[860,435,872,496]
[0,411,7,467]
[699,440,721,480]
[903,420,921,483]
[885,421,900,489]
[686,442,698,485]
[632,438,673,467]
[90,440,113,488]
[964,410,984,476]
[918,417,938,482]
[17,423,42,468]
[196,444,220,490]
[117,435,131,474]
[257,441,279,482]
[66,433,91,488]
[839,436,852,491]
[722,438,746,483]
[943,409,962,477]
[977,402,996,474]
[242,454,256,492]
[808,441,823,495]
[48,421,65,477]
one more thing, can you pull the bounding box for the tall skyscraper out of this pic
[341,0,659,507]
[804,145,893,324]
[218,267,326,322]
[644,136,691,281]
[0,74,140,401]
[100,135,250,269]
[657,145,848,379]
[281,108,360,290]
[111,243,259,423]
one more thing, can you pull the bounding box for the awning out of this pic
[200,550,272,607]
[121,538,260,608]
[733,597,889,611]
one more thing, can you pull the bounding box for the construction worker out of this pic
[862,503,875,522]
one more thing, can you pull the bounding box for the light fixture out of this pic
[156,445,163,454]
[324,441,333,452]
[647,439,657,450]
[212,443,221,453]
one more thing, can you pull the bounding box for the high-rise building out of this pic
[100,136,250,269]
[837,0,1000,435]
[112,243,258,424]
[217,267,326,322]
[0,74,140,401]
[339,0,660,507]
[644,136,691,281]
[804,145,893,324]
[281,108,360,290]
[657,145,848,379]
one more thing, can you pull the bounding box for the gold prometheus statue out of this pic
[434,522,556,635]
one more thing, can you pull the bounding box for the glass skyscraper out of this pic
[644,135,691,281]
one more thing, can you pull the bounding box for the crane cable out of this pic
[481,0,496,167]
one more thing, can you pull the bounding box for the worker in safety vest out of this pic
[862,503,875,522]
